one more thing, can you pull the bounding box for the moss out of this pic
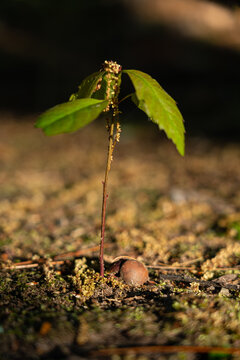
[1,120,240,357]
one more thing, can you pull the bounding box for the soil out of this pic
[0,114,240,360]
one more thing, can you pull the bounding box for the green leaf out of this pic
[92,71,122,101]
[35,98,108,136]
[69,71,105,100]
[91,74,108,100]
[124,69,185,156]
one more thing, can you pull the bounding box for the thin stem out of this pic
[99,115,115,277]
[118,93,134,104]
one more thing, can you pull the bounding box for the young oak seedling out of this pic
[35,60,185,278]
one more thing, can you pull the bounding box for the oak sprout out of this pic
[35,60,185,277]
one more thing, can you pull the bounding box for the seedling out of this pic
[35,60,185,277]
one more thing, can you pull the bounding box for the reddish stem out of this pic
[99,185,108,277]
[99,118,115,277]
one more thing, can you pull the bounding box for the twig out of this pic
[177,257,203,265]
[91,345,240,357]
[147,265,195,270]
[11,263,40,270]
[211,267,240,271]
[11,261,64,270]
[146,257,202,270]
[3,244,112,270]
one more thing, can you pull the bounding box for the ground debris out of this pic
[1,117,240,359]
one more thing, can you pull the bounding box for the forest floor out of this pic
[1,114,240,360]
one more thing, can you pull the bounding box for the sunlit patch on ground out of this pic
[0,115,240,359]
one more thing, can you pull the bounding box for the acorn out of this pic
[109,257,149,286]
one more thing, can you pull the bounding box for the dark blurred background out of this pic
[0,0,240,138]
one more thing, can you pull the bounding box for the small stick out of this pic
[147,257,203,269]
[10,263,40,270]
[7,260,65,270]
[177,257,203,265]
[147,265,195,270]
[211,267,240,271]
[10,260,34,266]
[91,345,240,357]
[3,244,112,270]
